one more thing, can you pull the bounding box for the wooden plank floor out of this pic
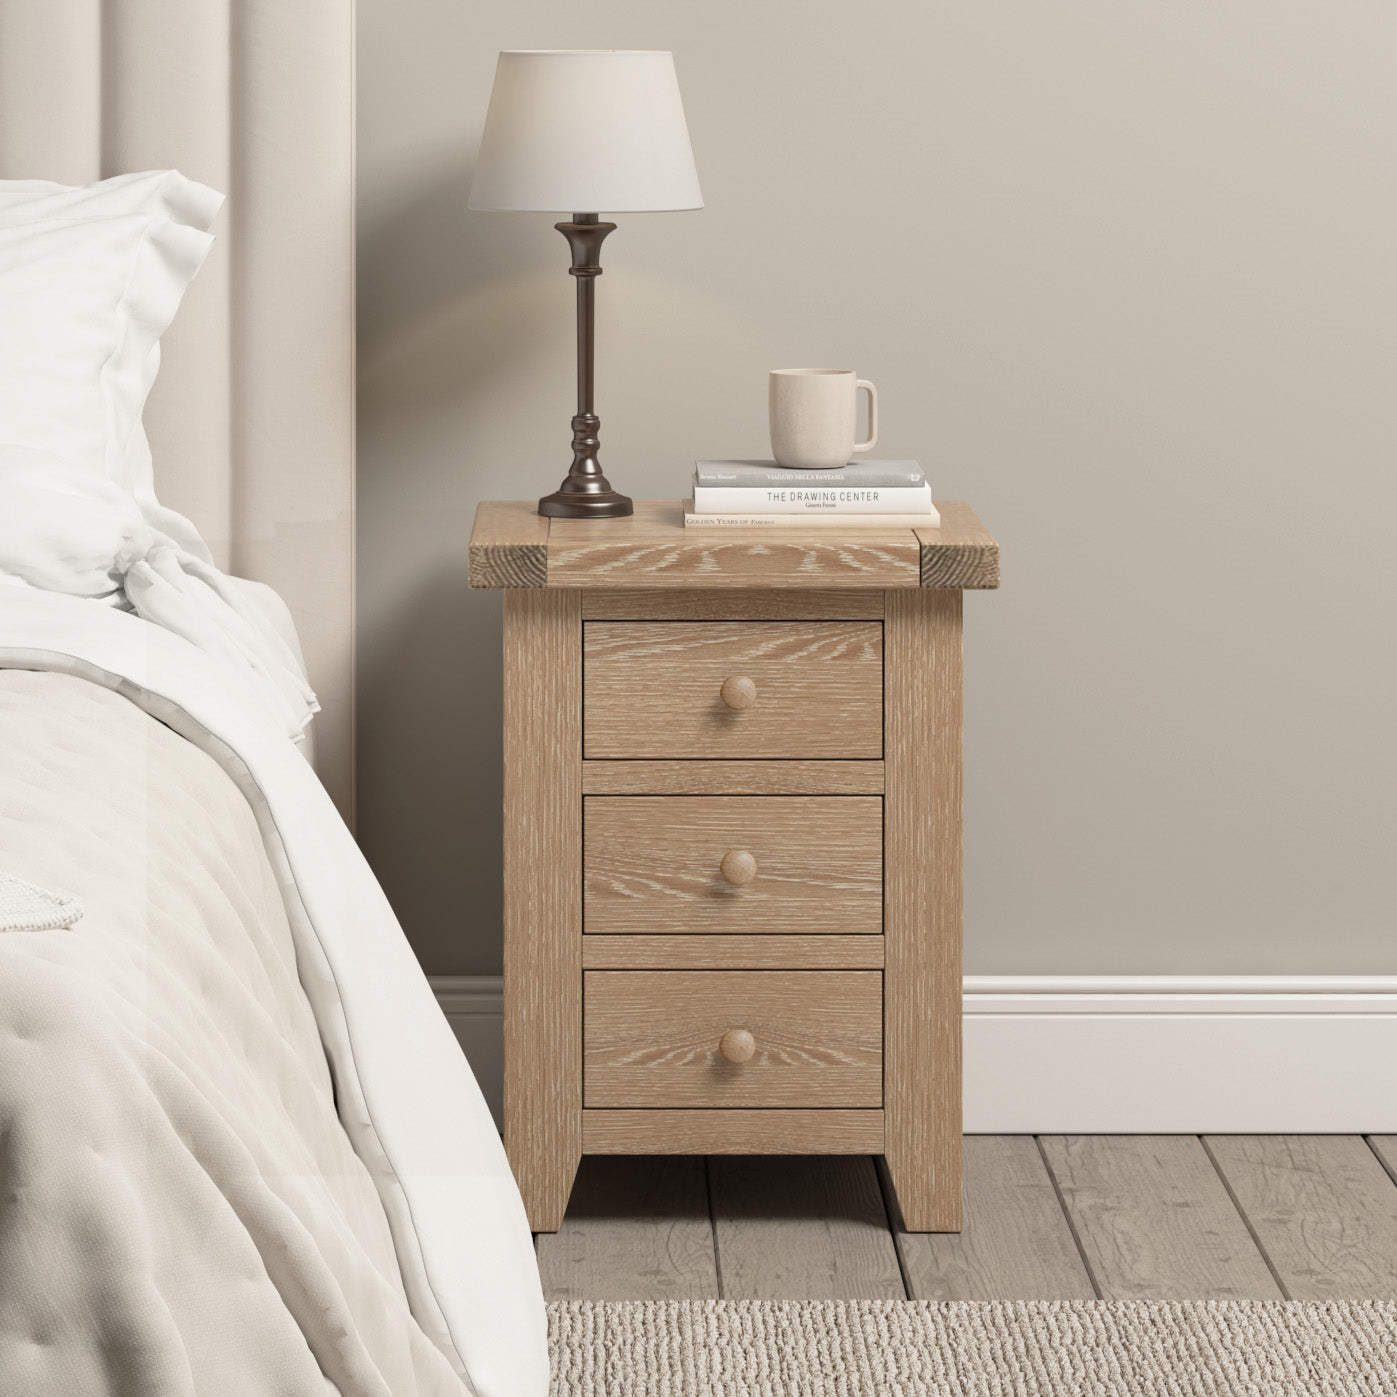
[538,1138,1397,1300]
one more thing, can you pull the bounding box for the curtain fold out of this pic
[102,0,234,567]
[0,0,102,183]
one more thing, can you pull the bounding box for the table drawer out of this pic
[584,795,883,936]
[582,621,882,758]
[583,969,883,1108]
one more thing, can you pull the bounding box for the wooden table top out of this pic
[468,500,999,591]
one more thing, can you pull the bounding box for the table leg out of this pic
[883,587,963,1232]
[503,588,583,1230]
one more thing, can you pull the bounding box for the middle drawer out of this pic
[584,795,883,936]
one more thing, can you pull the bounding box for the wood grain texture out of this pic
[582,589,885,621]
[1039,1135,1282,1299]
[583,621,884,759]
[469,500,548,588]
[581,935,885,970]
[916,501,1000,590]
[467,500,1000,590]
[502,588,582,1231]
[582,1110,885,1155]
[535,1156,719,1300]
[549,501,919,589]
[1206,1136,1397,1299]
[882,587,962,1231]
[893,1137,1096,1300]
[533,1136,1397,1304]
[581,760,884,795]
[709,1156,906,1299]
[584,795,883,936]
[583,970,883,1108]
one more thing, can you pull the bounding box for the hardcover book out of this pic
[694,458,925,490]
[684,503,941,529]
[691,482,935,514]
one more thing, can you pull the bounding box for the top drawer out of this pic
[583,621,883,759]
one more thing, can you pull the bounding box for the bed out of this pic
[0,8,547,1395]
[0,593,546,1396]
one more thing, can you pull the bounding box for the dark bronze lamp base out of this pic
[538,407,633,517]
[537,214,633,520]
[538,486,633,518]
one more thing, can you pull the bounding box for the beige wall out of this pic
[357,0,1397,977]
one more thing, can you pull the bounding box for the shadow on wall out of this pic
[358,153,560,408]
[356,563,503,973]
[356,156,559,976]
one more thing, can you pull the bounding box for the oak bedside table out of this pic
[468,499,999,1232]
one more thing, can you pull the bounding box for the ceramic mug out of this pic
[769,368,878,470]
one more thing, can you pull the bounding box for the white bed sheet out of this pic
[0,589,547,1397]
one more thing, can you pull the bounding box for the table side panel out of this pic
[884,587,963,1231]
[502,587,582,1230]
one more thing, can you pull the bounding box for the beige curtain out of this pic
[0,0,356,821]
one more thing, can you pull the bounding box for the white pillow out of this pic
[0,169,222,231]
[0,171,222,500]
[0,211,213,485]
[0,174,317,741]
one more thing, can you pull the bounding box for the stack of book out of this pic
[685,459,939,529]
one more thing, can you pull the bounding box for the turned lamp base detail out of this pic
[537,217,633,520]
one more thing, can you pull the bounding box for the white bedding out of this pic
[0,450,320,742]
[0,590,547,1397]
[0,164,320,745]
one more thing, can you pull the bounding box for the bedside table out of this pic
[468,500,999,1232]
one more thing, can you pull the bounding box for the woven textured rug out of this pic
[548,1299,1397,1396]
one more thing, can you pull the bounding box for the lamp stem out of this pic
[576,227,594,416]
[537,212,633,518]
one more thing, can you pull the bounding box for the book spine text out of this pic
[691,485,933,514]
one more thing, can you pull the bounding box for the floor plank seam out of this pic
[542,1139,1397,1303]
[1198,1135,1292,1301]
[1365,1135,1397,1191]
[703,1158,727,1300]
[1034,1136,1104,1300]
[872,1157,914,1299]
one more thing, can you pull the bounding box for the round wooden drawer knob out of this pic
[719,675,758,711]
[719,1028,756,1064]
[719,850,758,886]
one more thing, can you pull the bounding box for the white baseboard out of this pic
[963,976,1397,1133]
[431,973,1397,1135]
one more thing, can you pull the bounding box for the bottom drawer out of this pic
[583,969,883,1109]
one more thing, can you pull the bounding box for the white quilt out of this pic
[0,591,547,1397]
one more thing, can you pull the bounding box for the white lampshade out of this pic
[468,51,703,214]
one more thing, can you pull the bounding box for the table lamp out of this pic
[468,50,703,518]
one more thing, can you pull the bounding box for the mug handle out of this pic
[853,380,878,453]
